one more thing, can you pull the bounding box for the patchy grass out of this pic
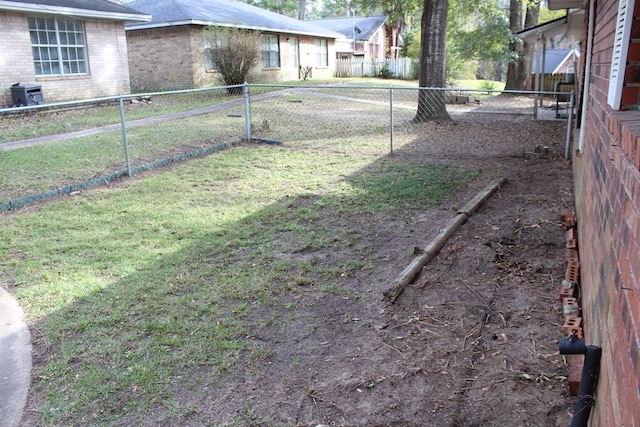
[0,89,242,144]
[0,133,480,424]
[453,79,506,92]
[1,81,422,204]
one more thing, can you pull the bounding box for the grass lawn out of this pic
[452,79,506,92]
[0,80,424,204]
[0,108,481,424]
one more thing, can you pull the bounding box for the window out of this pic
[28,16,88,76]
[204,33,228,71]
[261,34,280,68]
[315,39,328,67]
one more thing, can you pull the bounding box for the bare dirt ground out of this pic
[19,96,577,426]
[186,102,576,426]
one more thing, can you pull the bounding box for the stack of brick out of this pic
[560,209,584,396]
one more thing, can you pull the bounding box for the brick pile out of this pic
[560,209,584,396]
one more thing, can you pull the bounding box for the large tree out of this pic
[400,0,511,82]
[505,0,540,90]
[415,0,451,121]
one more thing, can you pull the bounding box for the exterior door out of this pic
[289,37,299,80]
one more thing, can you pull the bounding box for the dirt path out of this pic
[186,114,576,426]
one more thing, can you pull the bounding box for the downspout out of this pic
[559,335,602,427]
[578,0,596,152]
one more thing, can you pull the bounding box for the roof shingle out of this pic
[309,16,387,41]
[0,0,145,15]
[126,0,343,38]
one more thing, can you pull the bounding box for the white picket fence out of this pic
[335,57,418,80]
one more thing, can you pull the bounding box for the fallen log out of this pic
[383,177,507,303]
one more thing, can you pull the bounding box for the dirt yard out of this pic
[188,103,576,426]
[20,97,577,426]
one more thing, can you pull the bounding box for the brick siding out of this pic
[573,0,640,425]
[126,26,196,92]
[0,11,132,106]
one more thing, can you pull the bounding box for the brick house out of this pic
[0,0,150,106]
[309,16,388,61]
[124,0,343,92]
[549,0,640,424]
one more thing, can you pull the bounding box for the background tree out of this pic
[350,0,421,58]
[308,0,352,18]
[538,5,566,24]
[504,0,540,90]
[203,27,261,92]
[447,0,511,81]
[244,0,304,18]
[504,0,524,89]
[401,0,512,83]
[415,0,451,121]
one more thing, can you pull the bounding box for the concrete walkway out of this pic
[0,89,294,151]
[0,287,31,427]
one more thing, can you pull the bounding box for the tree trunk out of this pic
[505,0,524,90]
[298,0,306,20]
[525,2,540,28]
[522,2,540,90]
[415,0,451,122]
[505,0,540,91]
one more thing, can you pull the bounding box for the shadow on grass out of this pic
[2,128,490,426]
[6,94,573,425]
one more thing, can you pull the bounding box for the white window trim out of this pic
[315,39,328,68]
[28,16,88,77]
[608,0,636,110]
[261,34,280,69]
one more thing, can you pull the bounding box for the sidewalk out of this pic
[0,287,31,427]
[0,88,294,151]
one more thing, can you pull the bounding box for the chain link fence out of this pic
[0,83,573,212]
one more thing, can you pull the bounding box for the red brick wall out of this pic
[573,0,640,425]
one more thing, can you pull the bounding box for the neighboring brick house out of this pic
[549,0,640,424]
[309,16,388,61]
[0,0,150,106]
[124,0,343,92]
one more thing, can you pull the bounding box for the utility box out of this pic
[11,84,44,106]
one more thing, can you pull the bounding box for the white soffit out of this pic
[548,0,587,10]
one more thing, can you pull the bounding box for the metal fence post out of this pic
[565,91,575,160]
[243,83,252,141]
[389,88,394,154]
[119,96,133,177]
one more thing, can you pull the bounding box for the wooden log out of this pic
[383,213,467,303]
[383,178,507,303]
[457,177,508,216]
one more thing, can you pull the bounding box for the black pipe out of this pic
[558,336,602,427]
[570,346,602,427]
[559,336,586,354]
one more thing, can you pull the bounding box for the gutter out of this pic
[577,0,595,152]
[125,19,345,39]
